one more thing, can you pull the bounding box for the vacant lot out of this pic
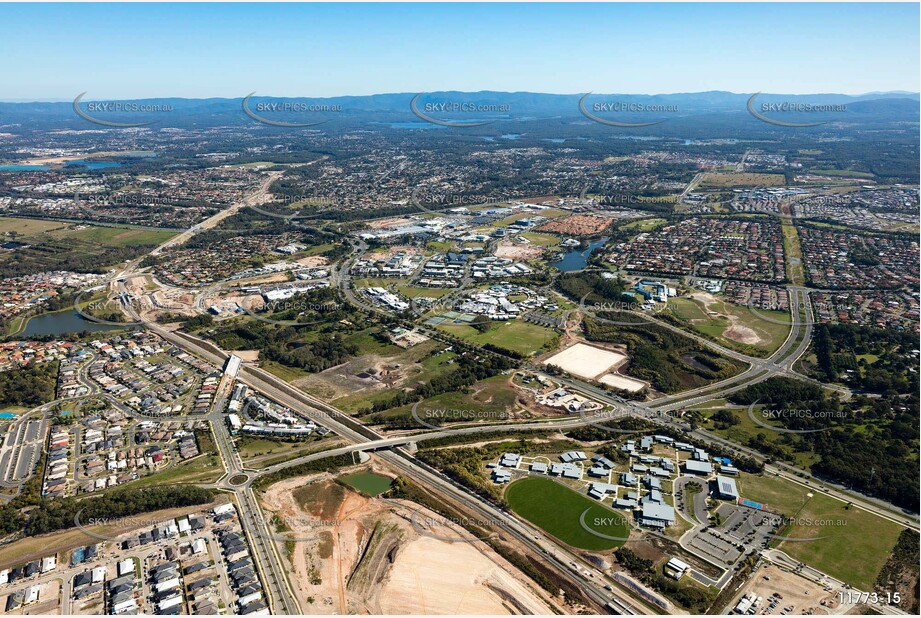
[668,295,790,355]
[543,342,626,379]
[505,476,629,550]
[700,172,786,187]
[439,320,558,356]
[738,473,904,591]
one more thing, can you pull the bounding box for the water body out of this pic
[340,472,392,496]
[64,159,123,170]
[543,138,566,144]
[0,412,17,419]
[20,309,124,337]
[0,164,49,171]
[551,237,609,272]
[500,133,521,140]
[385,122,446,130]
[0,160,124,172]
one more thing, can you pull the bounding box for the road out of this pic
[79,170,915,613]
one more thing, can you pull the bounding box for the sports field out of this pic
[505,476,630,550]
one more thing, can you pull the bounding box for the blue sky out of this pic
[1,3,918,100]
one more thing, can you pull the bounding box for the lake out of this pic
[340,472,392,496]
[20,309,125,337]
[551,237,609,271]
[0,160,123,172]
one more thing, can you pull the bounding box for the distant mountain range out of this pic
[1,90,917,129]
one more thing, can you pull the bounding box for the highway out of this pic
[88,173,914,614]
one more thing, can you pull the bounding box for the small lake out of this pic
[0,412,17,419]
[340,472,392,496]
[20,309,125,337]
[551,237,609,271]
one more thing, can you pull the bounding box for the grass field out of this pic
[811,169,875,179]
[521,232,561,247]
[780,220,806,285]
[0,217,66,235]
[397,375,518,427]
[738,473,904,590]
[395,284,453,299]
[505,476,630,550]
[238,435,326,464]
[700,172,786,188]
[438,319,558,356]
[126,431,224,488]
[667,296,790,356]
[50,226,176,247]
[621,218,668,232]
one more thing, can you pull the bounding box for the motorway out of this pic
[71,175,914,614]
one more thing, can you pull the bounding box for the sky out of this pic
[1,2,918,100]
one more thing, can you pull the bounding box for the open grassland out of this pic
[50,226,176,247]
[0,217,66,235]
[438,319,558,356]
[700,172,786,187]
[667,297,791,356]
[505,476,629,551]
[738,473,904,590]
[621,218,668,232]
[520,232,561,247]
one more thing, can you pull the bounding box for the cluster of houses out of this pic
[799,227,918,290]
[41,424,71,498]
[0,340,77,373]
[1,555,58,611]
[212,504,269,616]
[0,270,104,327]
[608,218,785,282]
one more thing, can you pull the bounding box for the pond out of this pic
[551,236,609,272]
[19,309,125,337]
[340,472,392,496]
